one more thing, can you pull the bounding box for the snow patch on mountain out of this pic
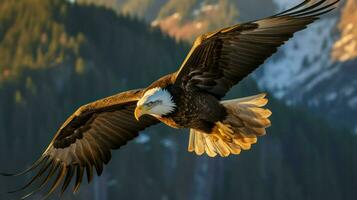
[256,18,338,99]
[325,92,337,102]
[342,86,355,96]
[193,3,220,16]
[135,132,151,144]
[348,96,357,109]
[161,137,176,149]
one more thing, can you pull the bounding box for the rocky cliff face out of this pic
[332,0,357,61]
[151,0,238,40]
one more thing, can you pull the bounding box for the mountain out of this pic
[0,0,356,200]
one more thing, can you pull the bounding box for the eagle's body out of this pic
[2,1,340,199]
[165,85,226,132]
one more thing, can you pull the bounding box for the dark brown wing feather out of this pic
[3,89,159,199]
[174,0,339,99]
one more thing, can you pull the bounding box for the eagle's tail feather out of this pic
[188,93,272,157]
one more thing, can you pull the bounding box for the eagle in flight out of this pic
[2,0,339,199]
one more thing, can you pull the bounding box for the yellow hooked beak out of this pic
[134,105,149,121]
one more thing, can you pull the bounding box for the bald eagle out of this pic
[2,0,339,199]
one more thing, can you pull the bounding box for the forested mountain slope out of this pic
[0,1,356,200]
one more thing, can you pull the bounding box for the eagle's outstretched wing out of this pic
[2,89,159,199]
[174,0,339,99]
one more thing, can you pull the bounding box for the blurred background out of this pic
[0,0,356,199]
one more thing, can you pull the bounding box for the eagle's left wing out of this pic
[2,89,159,199]
[174,0,339,99]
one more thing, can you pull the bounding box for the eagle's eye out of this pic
[146,100,162,107]
[146,101,154,107]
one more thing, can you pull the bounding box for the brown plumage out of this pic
[1,1,339,199]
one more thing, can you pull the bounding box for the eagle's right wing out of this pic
[2,89,160,199]
[173,0,339,99]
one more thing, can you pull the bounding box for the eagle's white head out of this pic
[135,87,176,120]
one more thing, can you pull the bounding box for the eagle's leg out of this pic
[216,121,235,142]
